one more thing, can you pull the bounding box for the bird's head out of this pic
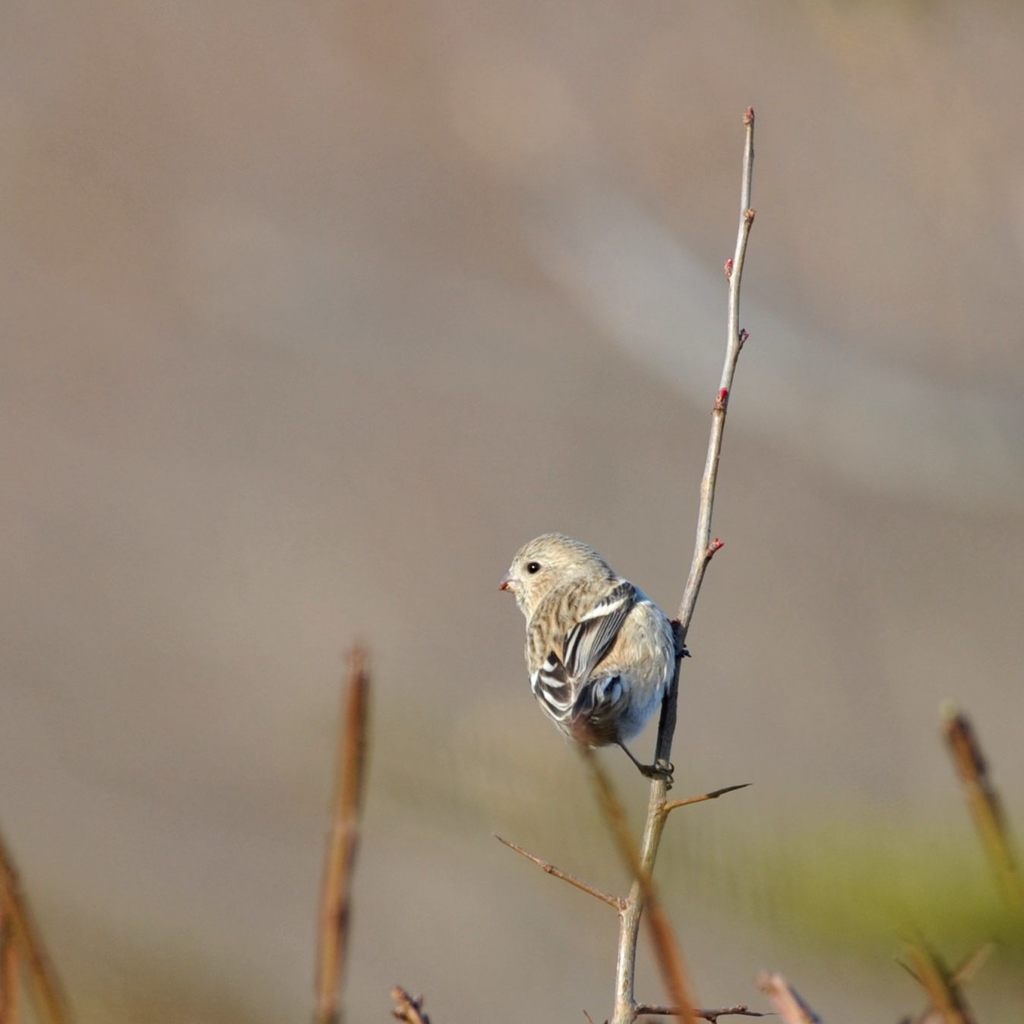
[500,533,614,618]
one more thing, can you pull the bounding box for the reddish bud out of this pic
[715,387,729,411]
[724,257,734,280]
[709,538,725,554]
[744,107,755,127]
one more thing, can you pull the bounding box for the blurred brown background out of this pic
[3,2,1023,1021]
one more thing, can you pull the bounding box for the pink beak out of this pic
[499,576,514,592]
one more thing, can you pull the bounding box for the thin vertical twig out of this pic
[0,832,68,1024]
[315,646,371,1024]
[609,108,757,1024]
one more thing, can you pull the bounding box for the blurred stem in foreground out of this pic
[0,904,20,1024]
[755,972,822,1024]
[314,645,370,1024]
[0,831,68,1024]
[942,703,1022,910]
[902,941,976,1024]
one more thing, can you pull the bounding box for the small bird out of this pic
[500,533,677,779]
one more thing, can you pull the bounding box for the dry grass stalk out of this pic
[0,906,19,1024]
[755,972,821,1024]
[942,704,1022,908]
[606,107,758,1024]
[494,835,624,910]
[391,986,431,1024]
[904,942,974,1024]
[0,832,68,1024]
[315,646,371,1024]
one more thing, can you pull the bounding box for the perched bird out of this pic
[500,533,678,779]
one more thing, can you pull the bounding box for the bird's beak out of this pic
[499,575,514,592]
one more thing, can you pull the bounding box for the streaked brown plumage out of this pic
[500,533,676,777]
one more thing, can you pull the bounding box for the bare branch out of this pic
[494,835,624,910]
[584,751,699,1023]
[315,646,371,1024]
[637,1005,765,1021]
[756,972,821,1024]
[664,784,751,816]
[0,832,69,1024]
[941,703,1022,908]
[675,105,755,638]
[609,108,758,1024]
[391,986,431,1024]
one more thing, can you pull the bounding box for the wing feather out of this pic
[530,580,638,731]
[562,580,636,682]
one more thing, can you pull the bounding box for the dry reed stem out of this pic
[637,1005,763,1021]
[315,646,370,1024]
[0,907,19,1024]
[755,972,821,1024]
[494,835,624,910]
[904,943,974,1024]
[391,986,431,1024]
[584,751,699,1023]
[0,832,68,1024]
[942,704,1022,909]
[608,107,758,1024]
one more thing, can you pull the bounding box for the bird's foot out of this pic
[638,758,675,785]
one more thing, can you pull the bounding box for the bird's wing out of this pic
[530,580,637,721]
[562,580,637,682]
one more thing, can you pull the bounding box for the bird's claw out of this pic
[639,758,675,784]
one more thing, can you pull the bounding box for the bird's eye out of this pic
[526,561,541,574]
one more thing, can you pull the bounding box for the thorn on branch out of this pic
[724,258,734,280]
[494,835,624,910]
[391,986,432,1024]
[714,388,729,412]
[664,782,751,815]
